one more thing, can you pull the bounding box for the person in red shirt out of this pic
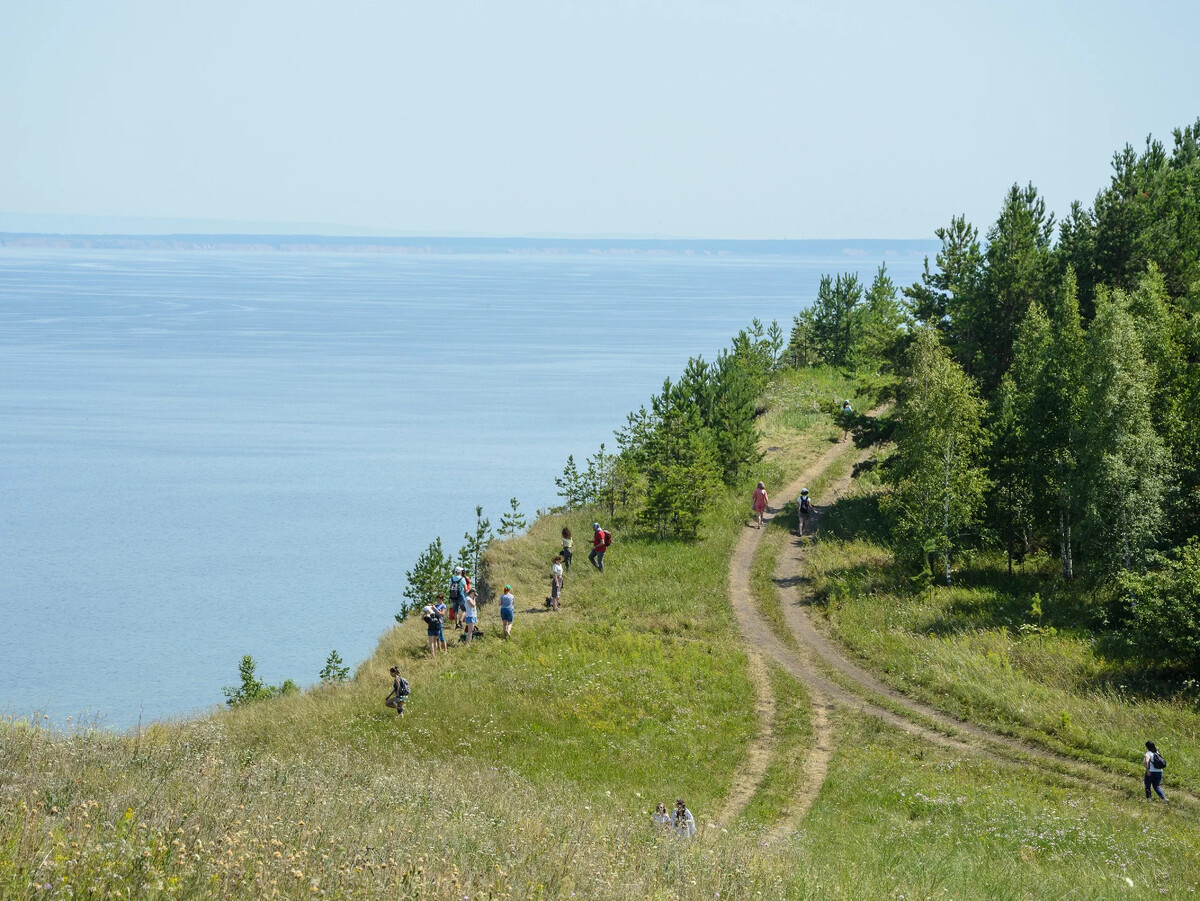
[589,522,611,572]
[752,481,769,529]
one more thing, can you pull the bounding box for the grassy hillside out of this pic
[4,366,1200,900]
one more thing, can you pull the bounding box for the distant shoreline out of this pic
[0,232,938,257]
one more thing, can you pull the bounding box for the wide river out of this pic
[0,243,929,728]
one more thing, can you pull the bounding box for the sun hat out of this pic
[593,522,601,530]
[504,585,511,592]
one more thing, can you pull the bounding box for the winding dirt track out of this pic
[724,425,1194,833]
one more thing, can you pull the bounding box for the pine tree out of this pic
[555,455,585,509]
[319,650,350,684]
[498,497,527,537]
[766,319,785,369]
[859,263,905,365]
[585,443,617,516]
[635,378,722,538]
[784,312,815,368]
[399,537,453,621]
[809,273,863,366]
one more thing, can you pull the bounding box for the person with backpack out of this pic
[499,584,516,638]
[797,488,814,536]
[561,526,574,572]
[449,567,469,628]
[1144,741,1168,801]
[385,666,409,716]
[752,481,769,529]
[589,523,611,572]
[422,598,445,656]
[841,400,854,441]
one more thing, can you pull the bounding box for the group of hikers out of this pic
[384,523,615,713]
[385,450,1174,808]
[751,481,814,535]
[411,522,614,657]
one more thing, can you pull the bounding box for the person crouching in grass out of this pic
[385,667,410,716]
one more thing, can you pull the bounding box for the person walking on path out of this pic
[589,523,611,572]
[1144,741,1168,801]
[752,481,769,529]
[385,666,409,716]
[463,588,479,643]
[841,399,854,441]
[499,584,516,638]
[797,488,814,536]
[672,799,696,837]
[550,555,564,611]
[561,527,574,572]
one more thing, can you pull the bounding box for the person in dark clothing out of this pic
[1144,740,1168,801]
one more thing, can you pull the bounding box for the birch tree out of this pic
[1079,286,1170,572]
[885,326,990,584]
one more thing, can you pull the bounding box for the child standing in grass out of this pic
[550,556,564,611]
[385,667,409,716]
[463,589,478,643]
[499,584,515,638]
[561,527,573,571]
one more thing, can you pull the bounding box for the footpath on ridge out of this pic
[720,414,1195,836]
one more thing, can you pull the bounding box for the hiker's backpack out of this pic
[602,530,612,548]
[800,497,812,515]
[397,677,410,697]
[1152,751,1166,770]
[449,577,463,602]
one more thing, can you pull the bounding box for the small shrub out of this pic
[1114,538,1200,674]
[222,655,295,707]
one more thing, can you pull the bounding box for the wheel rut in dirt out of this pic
[725,420,1195,832]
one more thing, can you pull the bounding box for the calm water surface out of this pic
[0,247,926,727]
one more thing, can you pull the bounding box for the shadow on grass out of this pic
[815,494,891,545]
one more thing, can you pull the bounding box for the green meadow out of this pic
[3,367,1199,900]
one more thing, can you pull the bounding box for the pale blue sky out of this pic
[2,1,1197,238]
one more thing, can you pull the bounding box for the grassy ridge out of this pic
[0,366,865,900]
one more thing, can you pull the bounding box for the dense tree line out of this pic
[797,119,1200,673]
[557,321,780,538]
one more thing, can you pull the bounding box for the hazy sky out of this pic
[2,1,1197,238]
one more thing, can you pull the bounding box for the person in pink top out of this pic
[752,481,769,529]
